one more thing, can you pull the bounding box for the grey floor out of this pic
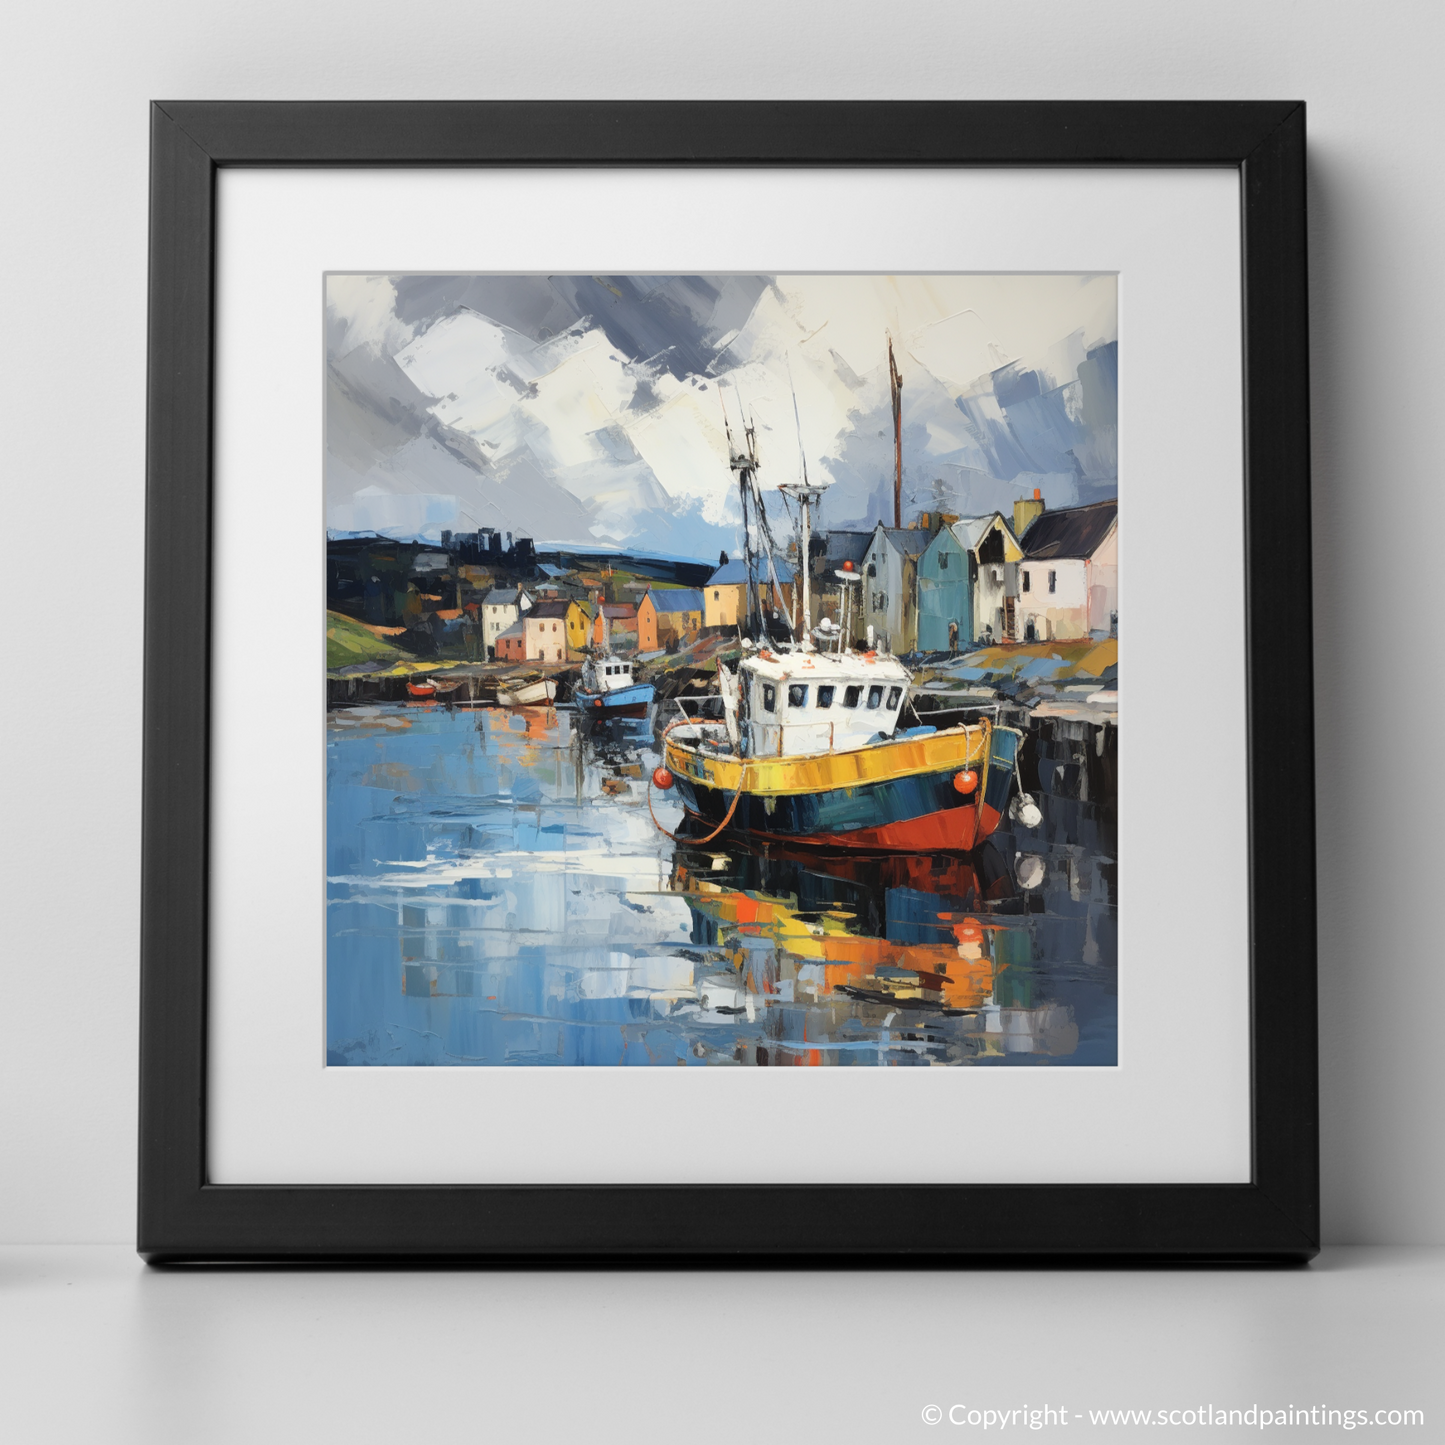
[1,1247,1438,1442]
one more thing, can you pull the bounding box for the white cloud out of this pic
[330,274,1117,553]
[326,275,416,357]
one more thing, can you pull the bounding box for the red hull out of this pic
[700,802,1004,853]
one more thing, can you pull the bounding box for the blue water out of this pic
[326,703,1117,1066]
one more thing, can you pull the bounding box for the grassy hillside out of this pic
[327,610,406,670]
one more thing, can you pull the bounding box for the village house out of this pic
[1016,499,1118,641]
[917,513,1024,650]
[637,588,705,651]
[522,599,570,662]
[591,601,639,653]
[859,524,932,654]
[480,586,533,658]
[703,558,795,630]
[811,530,872,629]
[564,598,594,654]
[494,619,526,662]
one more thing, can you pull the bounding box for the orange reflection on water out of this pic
[676,866,1007,1012]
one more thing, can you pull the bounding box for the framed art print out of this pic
[140,101,1317,1260]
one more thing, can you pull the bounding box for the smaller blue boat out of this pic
[574,654,654,719]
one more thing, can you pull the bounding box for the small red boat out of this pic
[406,679,437,699]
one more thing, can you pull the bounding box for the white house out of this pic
[480,587,533,658]
[521,599,570,662]
[1016,500,1118,641]
[859,524,932,654]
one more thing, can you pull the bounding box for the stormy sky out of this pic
[325,272,1118,558]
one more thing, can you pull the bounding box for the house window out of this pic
[761,684,776,713]
[713,590,720,600]
[843,685,861,708]
[867,685,883,709]
[1023,571,1031,592]
[1048,570,1057,594]
[787,684,808,708]
[886,686,902,709]
[867,563,877,578]
[940,553,948,570]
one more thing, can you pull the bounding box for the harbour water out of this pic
[326,702,1117,1066]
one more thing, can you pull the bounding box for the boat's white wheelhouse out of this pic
[733,649,912,757]
[585,656,637,694]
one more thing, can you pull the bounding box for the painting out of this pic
[325,273,1118,1068]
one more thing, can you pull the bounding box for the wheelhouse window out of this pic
[886,686,902,709]
[866,685,883,709]
[787,684,808,708]
[816,685,835,709]
[843,685,861,708]
[761,683,776,713]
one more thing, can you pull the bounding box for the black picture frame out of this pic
[140,100,1316,1263]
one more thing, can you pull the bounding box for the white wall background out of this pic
[1,0,1439,1245]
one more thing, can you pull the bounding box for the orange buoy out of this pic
[593,698,603,708]
[652,768,674,790]
[842,559,854,572]
[953,769,978,794]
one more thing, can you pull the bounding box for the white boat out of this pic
[496,679,557,707]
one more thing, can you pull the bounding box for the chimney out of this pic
[1014,487,1045,541]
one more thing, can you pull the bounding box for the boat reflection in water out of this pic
[667,829,1080,1065]
[325,703,1110,1067]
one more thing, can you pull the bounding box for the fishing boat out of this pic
[574,648,654,719]
[496,678,557,708]
[658,648,1020,851]
[650,366,1026,853]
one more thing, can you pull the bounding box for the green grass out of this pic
[327,610,406,670]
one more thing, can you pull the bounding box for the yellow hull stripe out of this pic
[664,721,990,797]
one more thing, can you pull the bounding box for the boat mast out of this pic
[727,410,763,638]
[888,334,903,529]
[780,357,827,652]
[779,481,825,652]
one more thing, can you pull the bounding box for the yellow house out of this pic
[704,559,794,629]
[564,599,594,652]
